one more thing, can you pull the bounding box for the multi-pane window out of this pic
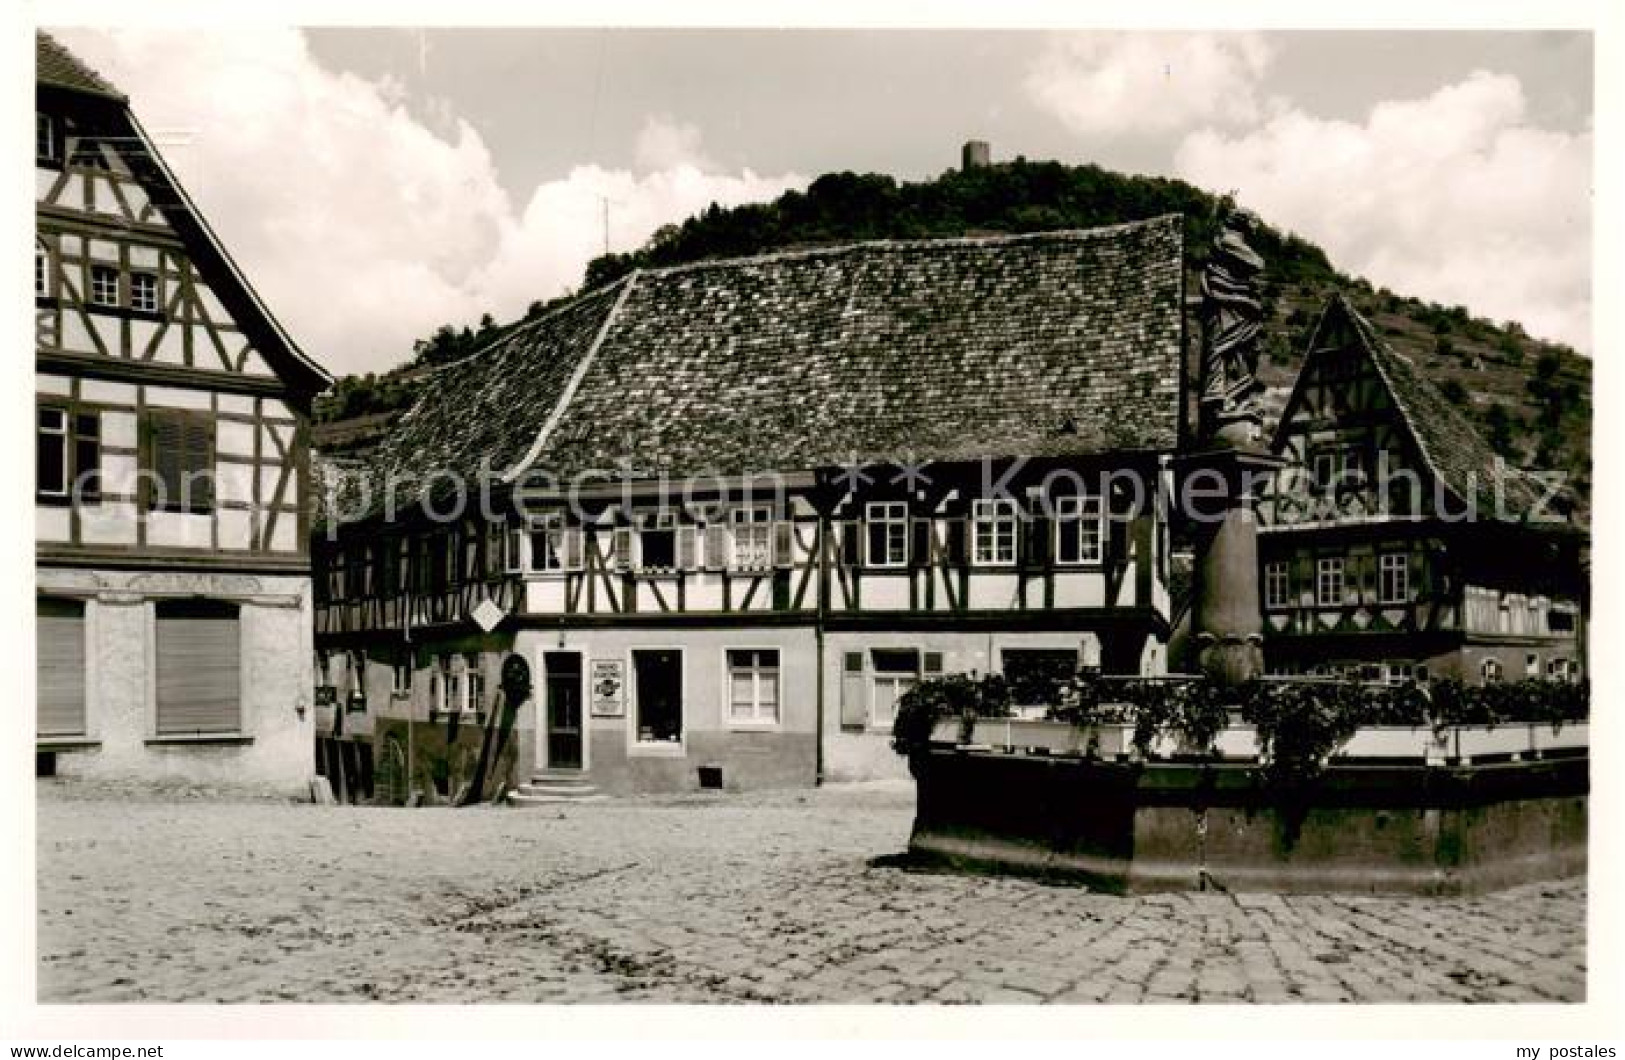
[528,515,581,573]
[1481,658,1503,684]
[35,245,49,298]
[36,406,99,502]
[1264,561,1290,609]
[146,411,212,512]
[1315,557,1345,606]
[1054,495,1104,565]
[89,265,119,306]
[971,499,1017,566]
[638,512,678,571]
[391,659,412,696]
[731,506,773,570]
[130,271,159,313]
[464,654,483,713]
[36,113,58,163]
[1312,447,1364,492]
[866,502,908,567]
[869,649,921,728]
[1378,553,1409,604]
[727,649,780,725]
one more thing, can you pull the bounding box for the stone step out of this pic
[508,788,610,807]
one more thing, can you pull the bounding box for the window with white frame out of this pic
[865,502,908,567]
[1525,653,1540,678]
[731,506,773,570]
[1481,657,1503,684]
[130,271,159,313]
[89,265,119,306]
[391,658,412,696]
[36,113,58,164]
[727,649,780,725]
[971,499,1017,566]
[527,515,580,573]
[1378,553,1409,604]
[1054,495,1104,565]
[464,654,483,713]
[1316,557,1345,606]
[869,648,921,728]
[638,511,679,571]
[1264,561,1290,609]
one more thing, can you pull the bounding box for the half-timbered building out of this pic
[1257,295,1586,684]
[35,34,332,793]
[313,216,1184,796]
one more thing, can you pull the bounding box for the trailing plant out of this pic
[890,672,1012,757]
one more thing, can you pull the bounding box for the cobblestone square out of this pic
[36,780,1585,1004]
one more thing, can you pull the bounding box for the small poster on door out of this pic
[590,659,625,717]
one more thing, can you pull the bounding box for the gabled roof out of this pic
[36,32,332,400]
[36,31,125,101]
[1277,294,1565,526]
[355,215,1184,521]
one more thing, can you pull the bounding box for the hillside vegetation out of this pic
[312,159,1590,510]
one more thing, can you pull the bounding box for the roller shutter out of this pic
[37,597,86,738]
[155,600,241,735]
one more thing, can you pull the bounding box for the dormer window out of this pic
[36,113,59,164]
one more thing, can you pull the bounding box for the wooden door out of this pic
[544,651,582,770]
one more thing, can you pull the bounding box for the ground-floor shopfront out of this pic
[35,566,316,798]
[318,618,1166,798]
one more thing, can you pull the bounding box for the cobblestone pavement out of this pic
[36,779,1585,1004]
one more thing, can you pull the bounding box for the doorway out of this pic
[543,651,583,770]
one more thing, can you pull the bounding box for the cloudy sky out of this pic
[54,27,1593,376]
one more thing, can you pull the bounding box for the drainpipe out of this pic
[814,511,827,786]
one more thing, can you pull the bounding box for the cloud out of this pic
[54,29,804,377]
[1025,32,1274,138]
[633,116,715,172]
[1175,71,1591,351]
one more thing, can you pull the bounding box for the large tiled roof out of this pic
[357,216,1185,520]
[1302,295,1563,525]
[37,32,125,100]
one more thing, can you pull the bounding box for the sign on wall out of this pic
[590,659,626,717]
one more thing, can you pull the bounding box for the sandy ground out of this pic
[36,778,1585,1003]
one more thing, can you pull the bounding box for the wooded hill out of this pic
[312,159,1590,512]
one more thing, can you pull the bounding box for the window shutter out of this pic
[1107,497,1128,565]
[772,520,794,567]
[1293,551,1314,607]
[910,518,931,567]
[840,651,867,728]
[611,528,633,573]
[74,413,100,500]
[155,600,240,735]
[839,520,860,567]
[559,528,582,571]
[703,525,729,570]
[1024,513,1051,569]
[184,416,213,510]
[945,518,967,564]
[37,598,86,737]
[676,526,698,571]
[150,413,184,507]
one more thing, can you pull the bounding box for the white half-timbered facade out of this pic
[1257,295,1586,685]
[314,217,1185,795]
[35,34,332,794]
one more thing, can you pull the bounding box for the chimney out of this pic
[961,140,991,170]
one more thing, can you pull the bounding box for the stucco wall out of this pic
[38,567,315,798]
[514,625,819,795]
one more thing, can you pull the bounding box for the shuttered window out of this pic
[155,600,241,736]
[147,411,213,512]
[839,651,867,729]
[37,597,87,738]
